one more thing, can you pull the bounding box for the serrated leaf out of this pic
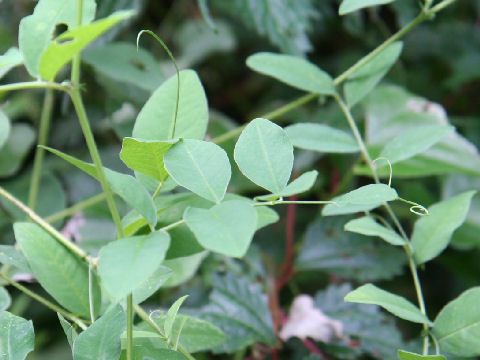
[433,287,480,357]
[412,190,476,264]
[14,222,100,317]
[234,118,293,193]
[0,245,31,273]
[0,124,36,177]
[255,170,318,201]
[165,295,189,340]
[43,146,157,226]
[345,42,403,107]
[133,69,208,141]
[285,123,359,153]
[0,311,34,360]
[397,350,446,360]
[339,0,395,15]
[0,47,22,80]
[58,313,78,351]
[199,272,276,353]
[83,42,165,92]
[73,304,126,360]
[247,52,335,95]
[345,284,431,324]
[380,125,454,164]
[120,137,177,182]
[345,216,406,246]
[18,0,96,77]
[39,10,134,80]
[336,184,398,207]
[98,231,170,301]
[184,200,257,258]
[164,139,231,204]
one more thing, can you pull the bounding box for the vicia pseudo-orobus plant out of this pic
[0,0,478,359]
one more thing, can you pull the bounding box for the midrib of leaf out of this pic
[184,144,219,203]
[254,123,280,193]
[437,318,480,341]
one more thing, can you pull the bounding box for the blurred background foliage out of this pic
[0,0,479,359]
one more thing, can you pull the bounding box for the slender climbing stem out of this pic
[0,81,70,94]
[0,273,88,330]
[252,200,336,207]
[44,193,106,223]
[28,89,54,210]
[160,219,185,232]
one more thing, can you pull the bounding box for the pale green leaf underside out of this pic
[0,110,11,150]
[58,313,78,350]
[380,125,454,164]
[0,124,36,177]
[0,245,32,273]
[234,118,293,193]
[164,139,231,204]
[0,311,34,360]
[0,287,11,311]
[0,47,23,80]
[43,146,157,226]
[184,200,257,258]
[40,10,134,80]
[412,190,476,264]
[322,199,379,216]
[98,231,170,301]
[337,184,398,207]
[132,266,172,305]
[345,216,406,246]
[246,52,335,95]
[255,170,318,201]
[397,350,446,360]
[345,284,432,325]
[339,0,395,15]
[433,287,480,357]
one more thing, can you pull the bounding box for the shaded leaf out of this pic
[234,118,293,193]
[398,350,446,360]
[0,288,11,311]
[247,52,335,95]
[255,170,318,201]
[0,47,23,80]
[0,110,10,150]
[0,311,34,360]
[163,252,208,288]
[0,124,36,177]
[345,284,431,324]
[58,313,78,351]
[184,200,257,258]
[344,216,406,246]
[164,139,231,203]
[14,222,100,317]
[412,191,476,264]
[285,123,359,153]
[339,0,395,15]
[0,245,31,273]
[132,266,172,305]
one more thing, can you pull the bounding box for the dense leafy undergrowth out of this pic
[0,0,479,359]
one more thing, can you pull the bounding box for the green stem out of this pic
[252,200,336,206]
[152,181,164,199]
[134,305,196,360]
[127,294,133,360]
[0,81,70,94]
[28,89,54,210]
[160,219,185,232]
[0,273,88,330]
[0,185,89,261]
[44,193,106,223]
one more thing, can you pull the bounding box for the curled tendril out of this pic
[372,157,393,186]
[136,30,180,139]
[398,197,429,216]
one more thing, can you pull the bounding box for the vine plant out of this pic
[0,0,478,359]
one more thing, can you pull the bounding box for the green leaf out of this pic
[73,304,126,360]
[132,266,172,305]
[339,0,395,15]
[285,123,359,153]
[133,69,208,141]
[345,284,431,325]
[0,288,11,311]
[234,118,293,193]
[200,272,276,353]
[18,0,96,77]
[164,139,231,204]
[98,231,170,301]
[322,198,379,216]
[255,170,318,201]
[151,314,226,353]
[165,295,189,340]
[412,190,477,264]
[43,146,157,226]
[246,52,335,95]
[0,311,35,360]
[0,47,22,80]
[380,125,454,164]
[39,10,134,80]
[345,42,403,107]
[0,245,31,273]
[398,350,446,360]
[58,313,78,351]
[0,110,10,150]
[120,138,177,182]
[163,252,208,288]
[14,222,100,317]
[433,287,480,357]
[83,42,165,92]
[0,124,36,177]
[344,216,406,246]
[184,200,257,258]
[336,184,398,207]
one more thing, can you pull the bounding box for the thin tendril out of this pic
[398,197,429,216]
[372,157,393,186]
[429,331,441,355]
[137,30,180,139]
